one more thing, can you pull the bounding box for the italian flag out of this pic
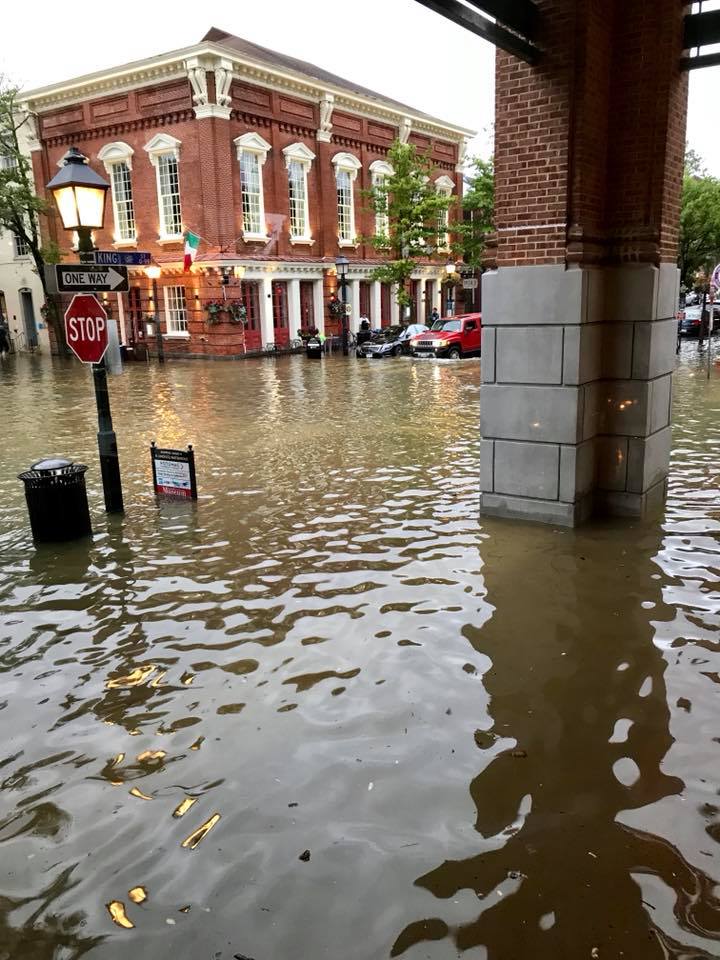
[183,230,200,271]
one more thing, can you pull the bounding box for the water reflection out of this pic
[394,519,720,957]
[0,347,718,959]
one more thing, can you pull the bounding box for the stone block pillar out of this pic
[480,0,687,526]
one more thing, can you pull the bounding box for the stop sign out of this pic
[64,294,109,364]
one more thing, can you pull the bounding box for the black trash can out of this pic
[18,458,92,543]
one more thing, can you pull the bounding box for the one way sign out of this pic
[55,263,129,292]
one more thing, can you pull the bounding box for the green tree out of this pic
[679,151,720,289]
[455,155,494,269]
[363,140,454,312]
[0,80,63,351]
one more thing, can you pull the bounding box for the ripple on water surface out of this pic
[0,347,719,959]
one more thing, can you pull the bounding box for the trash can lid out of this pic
[30,458,73,473]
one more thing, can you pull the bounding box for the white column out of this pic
[417,278,426,324]
[288,278,301,338]
[390,285,400,325]
[371,281,382,329]
[349,279,361,333]
[259,275,274,347]
[313,278,325,334]
[116,293,127,343]
[434,277,443,315]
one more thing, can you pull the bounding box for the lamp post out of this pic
[47,146,124,514]
[336,255,349,356]
[144,265,165,364]
[445,260,457,317]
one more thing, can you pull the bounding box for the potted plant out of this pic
[227,301,247,324]
[328,296,346,319]
[205,300,225,324]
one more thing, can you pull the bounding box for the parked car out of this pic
[678,304,720,337]
[357,323,428,358]
[411,313,482,359]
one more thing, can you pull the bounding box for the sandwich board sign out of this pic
[150,442,198,499]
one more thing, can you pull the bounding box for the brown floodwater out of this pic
[0,345,719,960]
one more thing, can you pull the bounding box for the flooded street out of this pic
[1,347,719,959]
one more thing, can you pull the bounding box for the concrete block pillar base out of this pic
[480,263,678,527]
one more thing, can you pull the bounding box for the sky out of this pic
[1,0,718,174]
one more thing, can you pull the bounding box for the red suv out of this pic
[411,313,482,359]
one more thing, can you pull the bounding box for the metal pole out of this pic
[152,278,165,364]
[92,358,124,513]
[340,276,349,356]
[709,298,714,380]
[77,225,124,514]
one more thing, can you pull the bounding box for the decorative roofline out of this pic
[21,41,475,144]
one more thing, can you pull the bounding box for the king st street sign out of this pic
[55,263,129,292]
[79,250,152,266]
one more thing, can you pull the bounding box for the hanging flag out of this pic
[183,231,201,272]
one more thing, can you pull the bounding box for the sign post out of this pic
[64,294,124,514]
[150,443,198,499]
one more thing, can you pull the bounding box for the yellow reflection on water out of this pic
[109,753,125,767]
[149,670,166,688]
[129,787,153,801]
[173,796,197,818]
[107,901,134,929]
[136,750,166,762]
[106,665,157,689]
[181,813,221,849]
[189,736,204,751]
[128,886,147,904]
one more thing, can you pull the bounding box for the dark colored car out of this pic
[678,305,719,337]
[357,323,428,358]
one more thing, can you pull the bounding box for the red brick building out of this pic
[21,28,473,357]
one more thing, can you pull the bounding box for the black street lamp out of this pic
[335,255,350,356]
[46,146,123,515]
[46,146,109,255]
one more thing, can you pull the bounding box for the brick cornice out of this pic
[44,110,195,148]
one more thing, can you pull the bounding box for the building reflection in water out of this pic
[392,519,720,958]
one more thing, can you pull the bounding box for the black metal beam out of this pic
[464,0,539,41]
[683,9,720,50]
[414,0,540,63]
[681,50,720,71]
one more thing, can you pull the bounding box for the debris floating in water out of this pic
[299,849,311,862]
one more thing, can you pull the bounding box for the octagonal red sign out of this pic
[64,294,109,364]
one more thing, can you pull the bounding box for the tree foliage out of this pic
[679,150,720,289]
[454,155,494,269]
[0,79,64,349]
[363,140,454,308]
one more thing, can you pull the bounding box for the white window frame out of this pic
[98,142,136,246]
[234,132,271,241]
[369,159,394,239]
[332,152,361,247]
[144,133,183,242]
[13,232,30,258]
[435,175,454,251]
[282,142,315,244]
[162,284,189,337]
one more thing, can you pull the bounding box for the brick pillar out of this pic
[480,0,688,526]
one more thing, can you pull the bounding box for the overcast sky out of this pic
[1,0,717,174]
